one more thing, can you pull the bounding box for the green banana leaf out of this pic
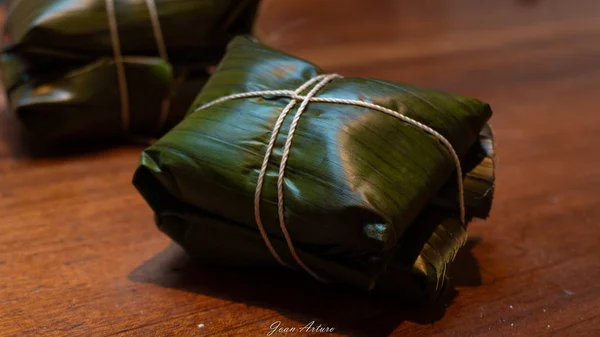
[1,0,261,143]
[6,56,208,141]
[4,0,260,64]
[374,125,495,301]
[133,36,496,301]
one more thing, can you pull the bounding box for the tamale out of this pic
[133,36,496,301]
[1,0,261,143]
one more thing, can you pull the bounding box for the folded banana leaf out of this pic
[1,0,261,143]
[374,125,495,301]
[4,56,209,142]
[133,36,496,302]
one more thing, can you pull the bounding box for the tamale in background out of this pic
[1,0,261,147]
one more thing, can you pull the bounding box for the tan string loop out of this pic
[143,0,172,132]
[195,74,465,283]
[105,0,171,134]
[275,74,341,282]
[105,0,130,131]
[252,74,333,269]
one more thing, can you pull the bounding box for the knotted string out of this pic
[251,74,334,270]
[196,74,465,283]
[105,0,171,134]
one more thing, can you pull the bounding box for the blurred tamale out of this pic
[0,0,261,143]
[133,37,496,302]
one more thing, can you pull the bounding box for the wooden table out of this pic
[2,0,600,335]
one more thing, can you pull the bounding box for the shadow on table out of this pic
[129,238,482,337]
[448,237,483,287]
[0,108,138,159]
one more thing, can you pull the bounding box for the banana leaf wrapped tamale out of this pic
[1,0,261,143]
[133,36,496,301]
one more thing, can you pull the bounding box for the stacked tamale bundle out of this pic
[1,0,261,143]
[133,36,496,302]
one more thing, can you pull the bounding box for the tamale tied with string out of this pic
[1,0,261,143]
[133,37,496,302]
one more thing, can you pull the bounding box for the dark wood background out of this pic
[2,0,600,336]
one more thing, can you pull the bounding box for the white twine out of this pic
[106,0,171,133]
[195,74,465,283]
[251,74,334,270]
[275,74,341,282]
[144,0,172,132]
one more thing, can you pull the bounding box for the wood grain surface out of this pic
[2,0,600,336]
